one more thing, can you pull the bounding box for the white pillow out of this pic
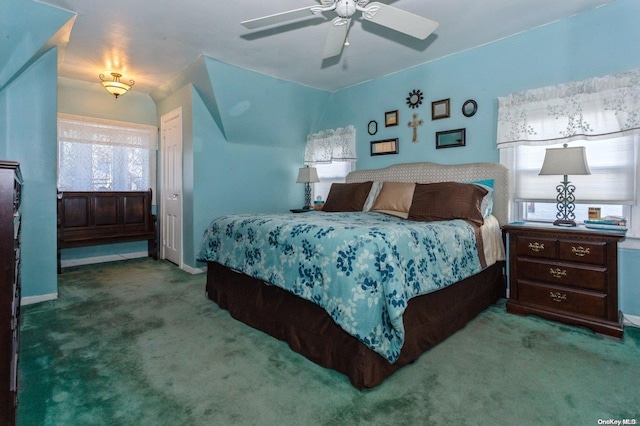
[362,181,383,211]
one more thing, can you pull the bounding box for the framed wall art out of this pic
[370,138,399,156]
[462,99,478,117]
[431,98,450,120]
[385,110,399,127]
[367,120,378,135]
[436,128,465,149]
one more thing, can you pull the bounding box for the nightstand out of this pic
[502,223,625,339]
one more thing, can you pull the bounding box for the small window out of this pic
[313,161,355,202]
[521,202,625,224]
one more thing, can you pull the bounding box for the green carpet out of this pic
[17,258,640,425]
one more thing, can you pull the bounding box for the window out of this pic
[303,125,357,202]
[503,135,637,227]
[497,69,640,238]
[57,114,158,192]
[313,161,355,202]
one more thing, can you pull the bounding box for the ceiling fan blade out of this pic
[241,6,318,30]
[322,19,350,59]
[362,2,439,40]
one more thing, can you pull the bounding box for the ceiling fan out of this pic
[241,0,439,59]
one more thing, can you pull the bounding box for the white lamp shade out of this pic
[296,167,319,183]
[539,146,591,176]
[101,81,131,97]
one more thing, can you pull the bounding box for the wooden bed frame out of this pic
[57,190,157,273]
[205,162,509,388]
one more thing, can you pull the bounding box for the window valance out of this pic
[497,68,640,148]
[58,113,158,150]
[304,125,356,164]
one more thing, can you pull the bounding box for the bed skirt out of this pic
[206,261,505,389]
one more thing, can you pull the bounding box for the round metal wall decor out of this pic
[406,89,424,109]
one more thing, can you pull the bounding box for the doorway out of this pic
[160,107,183,267]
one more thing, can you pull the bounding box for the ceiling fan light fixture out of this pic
[99,72,134,99]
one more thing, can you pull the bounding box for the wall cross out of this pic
[408,113,424,143]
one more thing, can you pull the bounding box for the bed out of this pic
[197,162,508,389]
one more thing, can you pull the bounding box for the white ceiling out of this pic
[37,0,614,94]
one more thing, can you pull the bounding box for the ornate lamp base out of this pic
[554,175,577,227]
[303,182,313,210]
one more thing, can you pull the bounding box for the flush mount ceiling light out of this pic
[99,72,134,99]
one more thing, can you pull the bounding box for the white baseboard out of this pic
[181,264,205,274]
[623,313,640,328]
[22,293,58,306]
[61,251,148,269]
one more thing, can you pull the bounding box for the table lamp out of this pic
[296,166,319,210]
[538,144,591,227]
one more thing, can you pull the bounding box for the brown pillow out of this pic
[407,182,488,226]
[371,182,416,219]
[323,181,374,212]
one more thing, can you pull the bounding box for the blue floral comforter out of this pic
[197,211,483,363]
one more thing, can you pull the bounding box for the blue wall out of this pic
[318,0,640,173]
[1,49,59,298]
[316,0,640,316]
[58,77,157,125]
[1,0,75,300]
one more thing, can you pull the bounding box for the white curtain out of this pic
[58,113,158,149]
[497,68,640,147]
[57,114,158,191]
[497,70,640,205]
[304,125,356,165]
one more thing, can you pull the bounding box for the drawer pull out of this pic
[528,242,545,252]
[572,246,590,257]
[549,268,567,279]
[549,291,567,303]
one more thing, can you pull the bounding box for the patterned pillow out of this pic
[323,181,374,212]
[407,182,488,226]
[371,182,416,219]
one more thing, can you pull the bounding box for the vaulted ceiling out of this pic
[36,0,614,93]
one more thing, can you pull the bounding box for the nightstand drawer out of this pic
[558,240,606,266]
[516,236,557,259]
[518,281,607,318]
[518,259,607,292]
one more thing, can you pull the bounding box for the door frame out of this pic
[160,107,183,269]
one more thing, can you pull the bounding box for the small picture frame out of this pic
[431,98,450,120]
[462,99,478,117]
[385,110,399,127]
[370,138,399,156]
[436,128,466,149]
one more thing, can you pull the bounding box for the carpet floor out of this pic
[17,258,640,425]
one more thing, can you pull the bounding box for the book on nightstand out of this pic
[584,216,627,232]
